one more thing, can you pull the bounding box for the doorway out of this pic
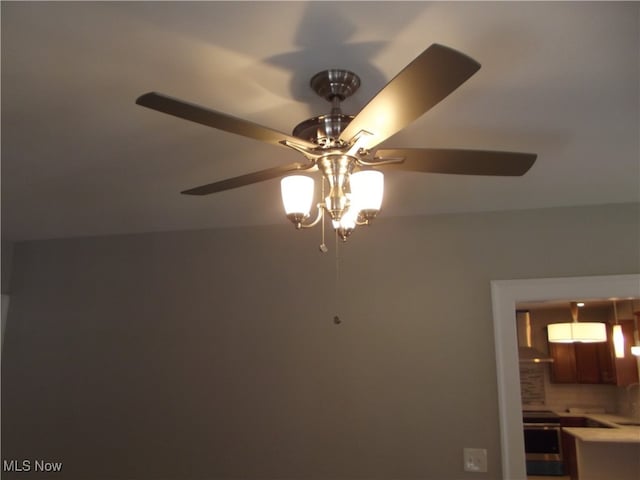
[490,274,640,480]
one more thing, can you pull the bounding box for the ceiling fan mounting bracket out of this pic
[309,69,361,103]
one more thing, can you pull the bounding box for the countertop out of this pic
[560,413,640,444]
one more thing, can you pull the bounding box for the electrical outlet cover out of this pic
[463,448,488,473]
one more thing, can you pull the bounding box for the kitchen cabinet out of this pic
[560,416,585,479]
[574,342,609,383]
[549,343,577,383]
[561,429,578,480]
[549,320,638,385]
[549,341,610,384]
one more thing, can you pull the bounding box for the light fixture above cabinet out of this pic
[611,301,625,358]
[547,302,607,343]
[632,305,640,357]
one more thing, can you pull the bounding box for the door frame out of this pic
[490,273,640,480]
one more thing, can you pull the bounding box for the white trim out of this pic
[491,274,640,480]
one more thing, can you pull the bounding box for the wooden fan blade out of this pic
[181,162,316,196]
[373,148,537,176]
[136,92,315,150]
[339,44,480,150]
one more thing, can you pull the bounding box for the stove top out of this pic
[523,410,560,423]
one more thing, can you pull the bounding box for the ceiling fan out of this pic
[136,43,536,241]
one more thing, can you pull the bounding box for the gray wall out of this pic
[2,203,639,480]
[1,240,13,341]
[2,240,14,294]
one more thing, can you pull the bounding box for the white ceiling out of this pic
[2,1,638,241]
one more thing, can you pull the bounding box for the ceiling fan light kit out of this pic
[136,44,538,247]
[280,175,315,224]
[281,169,384,241]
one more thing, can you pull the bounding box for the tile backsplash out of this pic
[520,362,618,412]
[617,384,640,420]
[520,363,545,405]
[542,367,618,412]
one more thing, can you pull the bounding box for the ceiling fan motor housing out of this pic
[293,69,361,144]
[292,113,354,144]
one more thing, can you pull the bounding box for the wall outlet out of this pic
[463,447,488,473]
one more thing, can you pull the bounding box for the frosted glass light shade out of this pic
[281,176,314,216]
[612,324,625,358]
[332,203,358,241]
[338,204,357,230]
[631,345,640,356]
[350,170,384,212]
[547,322,607,343]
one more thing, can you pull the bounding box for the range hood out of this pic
[517,310,554,363]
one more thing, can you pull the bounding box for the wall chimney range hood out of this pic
[517,310,554,363]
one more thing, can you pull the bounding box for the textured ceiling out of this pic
[2,1,639,241]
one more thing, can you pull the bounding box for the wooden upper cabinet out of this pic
[575,342,602,383]
[549,342,577,383]
[549,319,638,385]
[596,333,616,384]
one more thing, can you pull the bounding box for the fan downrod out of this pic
[292,69,361,144]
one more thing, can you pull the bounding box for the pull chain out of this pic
[319,177,328,253]
[333,231,342,324]
[316,176,341,324]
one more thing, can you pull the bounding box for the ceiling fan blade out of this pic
[373,148,536,176]
[339,44,481,150]
[136,92,315,150]
[181,162,316,196]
